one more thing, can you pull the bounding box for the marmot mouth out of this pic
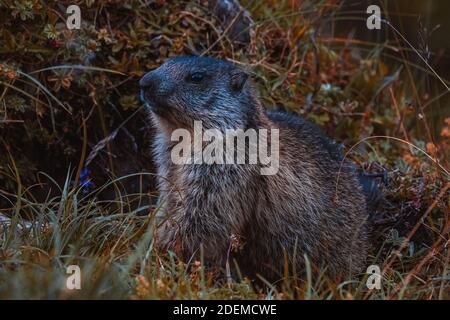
[140,90,169,116]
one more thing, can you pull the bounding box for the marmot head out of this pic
[140,56,259,130]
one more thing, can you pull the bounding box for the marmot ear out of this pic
[230,70,248,92]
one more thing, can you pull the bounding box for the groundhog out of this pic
[139,56,370,281]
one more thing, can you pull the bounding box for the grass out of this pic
[0,0,449,299]
[0,169,447,299]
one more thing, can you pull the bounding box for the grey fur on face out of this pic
[140,57,255,131]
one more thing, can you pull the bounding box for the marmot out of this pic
[140,56,370,281]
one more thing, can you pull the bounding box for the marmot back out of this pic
[140,56,370,281]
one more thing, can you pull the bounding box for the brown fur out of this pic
[140,56,370,282]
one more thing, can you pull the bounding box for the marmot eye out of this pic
[189,72,205,83]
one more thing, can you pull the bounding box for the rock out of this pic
[208,0,254,44]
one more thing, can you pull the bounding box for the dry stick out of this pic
[84,106,144,167]
[0,120,23,124]
[389,219,449,300]
[91,90,115,175]
[389,87,412,153]
[422,90,450,111]
[73,113,88,190]
[226,57,281,76]
[394,40,435,148]
[0,81,48,108]
[439,246,450,300]
[381,19,450,93]
[363,182,450,300]
[319,37,400,52]
[179,11,227,54]
[201,10,244,56]
[15,70,72,114]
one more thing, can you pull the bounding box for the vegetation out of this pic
[0,0,448,299]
